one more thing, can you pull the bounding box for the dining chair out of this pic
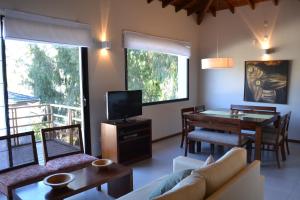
[285,112,292,155]
[255,114,288,168]
[180,105,206,148]
[41,124,96,171]
[184,115,251,158]
[262,111,292,155]
[230,104,278,139]
[230,104,277,114]
[0,132,51,200]
[181,107,194,148]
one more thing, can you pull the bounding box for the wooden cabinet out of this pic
[101,118,152,164]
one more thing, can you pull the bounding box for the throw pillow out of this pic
[203,155,215,166]
[149,169,193,200]
[153,171,206,200]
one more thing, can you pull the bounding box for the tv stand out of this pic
[101,118,152,164]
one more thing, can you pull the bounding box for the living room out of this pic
[0,0,299,200]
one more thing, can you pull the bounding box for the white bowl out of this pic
[43,173,75,189]
[92,159,113,168]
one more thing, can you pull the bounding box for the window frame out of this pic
[124,48,189,106]
[0,19,92,154]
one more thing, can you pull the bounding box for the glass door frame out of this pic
[0,15,92,155]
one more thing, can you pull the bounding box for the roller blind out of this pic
[2,9,91,47]
[123,31,191,57]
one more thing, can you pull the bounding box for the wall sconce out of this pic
[99,41,111,50]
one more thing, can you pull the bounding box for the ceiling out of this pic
[147,0,279,25]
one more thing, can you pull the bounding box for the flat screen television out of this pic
[106,90,142,121]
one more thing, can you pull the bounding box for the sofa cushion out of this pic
[153,172,206,200]
[149,169,193,200]
[45,153,97,171]
[194,147,247,197]
[0,165,51,195]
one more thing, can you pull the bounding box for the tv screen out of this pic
[106,90,142,121]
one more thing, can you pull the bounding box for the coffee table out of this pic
[14,163,133,200]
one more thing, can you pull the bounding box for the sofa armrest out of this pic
[173,156,205,172]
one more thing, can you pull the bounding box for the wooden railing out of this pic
[8,104,81,135]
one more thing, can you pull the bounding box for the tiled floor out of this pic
[129,135,300,200]
[1,135,300,200]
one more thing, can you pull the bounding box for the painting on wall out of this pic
[244,60,289,104]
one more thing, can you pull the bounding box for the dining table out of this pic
[184,109,279,160]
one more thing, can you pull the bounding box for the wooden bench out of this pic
[184,115,251,156]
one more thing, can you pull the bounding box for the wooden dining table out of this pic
[184,109,279,160]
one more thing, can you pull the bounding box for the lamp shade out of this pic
[201,57,234,69]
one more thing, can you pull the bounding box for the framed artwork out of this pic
[244,60,289,104]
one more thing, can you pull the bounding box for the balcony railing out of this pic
[8,103,81,136]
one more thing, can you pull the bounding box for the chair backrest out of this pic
[181,105,206,131]
[186,114,243,145]
[41,124,84,163]
[275,114,289,144]
[230,104,276,114]
[0,131,38,173]
[283,111,292,138]
[195,105,206,113]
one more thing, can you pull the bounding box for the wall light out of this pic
[99,41,111,50]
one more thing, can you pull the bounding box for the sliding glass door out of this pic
[0,15,91,161]
[0,16,8,137]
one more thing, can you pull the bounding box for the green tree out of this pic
[26,44,80,106]
[127,49,178,103]
[27,45,63,104]
[56,47,80,106]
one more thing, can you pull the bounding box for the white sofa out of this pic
[117,148,264,200]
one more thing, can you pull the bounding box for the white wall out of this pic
[198,0,300,140]
[0,0,202,155]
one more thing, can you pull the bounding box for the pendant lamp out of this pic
[201,0,234,69]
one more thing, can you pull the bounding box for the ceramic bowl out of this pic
[92,159,113,168]
[43,173,75,189]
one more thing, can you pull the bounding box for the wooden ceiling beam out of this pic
[162,0,175,8]
[197,0,214,25]
[224,0,235,14]
[147,0,154,3]
[273,0,279,6]
[210,6,216,17]
[246,0,255,10]
[187,0,205,16]
[175,0,193,12]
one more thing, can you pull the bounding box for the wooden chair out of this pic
[230,104,278,138]
[184,115,251,157]
[263,111,292,155]
[180,105,205,148]
[0,132,51,200]
[254,114,288,168]
[230,104,277,114]
[285,112,292,155]
[41,124,96,172]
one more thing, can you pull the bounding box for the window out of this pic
[0,10,92,158]
[126,49,188,105]
[124,31,191,105]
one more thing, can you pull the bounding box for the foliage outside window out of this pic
[126,49,188,104]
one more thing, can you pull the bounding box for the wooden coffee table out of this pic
[14,163,133,200]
